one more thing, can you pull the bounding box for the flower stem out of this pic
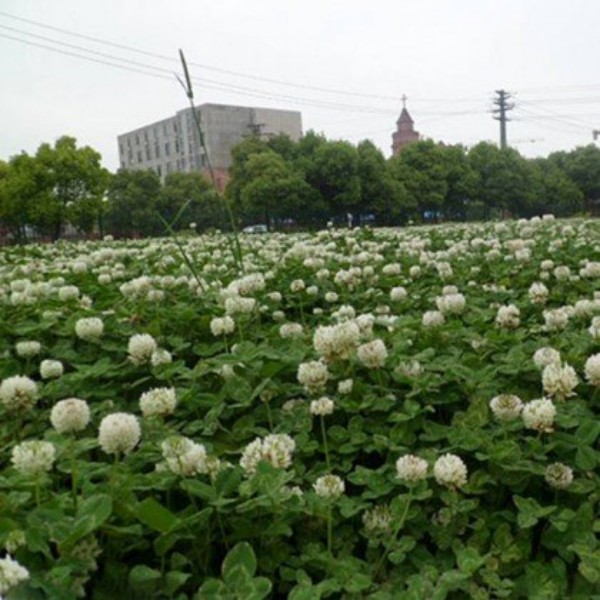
[327,505,333,556]
[374,489,413,578]
[320,416,331,470]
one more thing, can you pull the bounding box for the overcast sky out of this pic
[2,0,600,171]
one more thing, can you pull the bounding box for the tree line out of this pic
[1,133,599,242]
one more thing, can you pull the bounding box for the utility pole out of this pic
[493,90,514,149]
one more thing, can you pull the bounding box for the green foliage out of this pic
[0,218,599,597]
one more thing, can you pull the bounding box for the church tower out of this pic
[392,96,420,156]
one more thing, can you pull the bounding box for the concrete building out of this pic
[117,103,303,188]
[391,98,420,156]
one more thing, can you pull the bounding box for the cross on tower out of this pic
[401,94,407,109]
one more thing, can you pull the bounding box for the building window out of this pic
[135,134,139,146]
[175,139,180,153]
[157,166,162,177]
[137,151,142,162]
[155,144,160,158]
[165,142,170,156]
[146,147,151,160]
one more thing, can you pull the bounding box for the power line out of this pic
[0,9,482,104]
[0,26,493,120]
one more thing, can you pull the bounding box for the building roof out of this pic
[396,107,414,125]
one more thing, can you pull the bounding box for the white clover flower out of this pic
[409,265,421,279]
[357,339,388,369]
[40,359,64,380]
[151,348,173,367]
[390,286,407,302]
[11,440,56,475]
[382,263,401,276]
[0,554,30,594]
[240,434,295,475]
[584,354,600,386]
[50,398,90,433]
[355,313,375,337]
[98,413,141,455]
[161,436,208,476]
[239,438,263,476]
[542,363,578,400]
[324,291,339,303]
[0,376,38,411]
[589,316,600,340]
[310,396,335,416]
[543,307,570,331]
[313,474,345,499]
[267,291,282,303]
[15,341,41,359]
[396,455,428,483]
[139,387,177,417]
[544,462,573,489]
[290,279,305,293]
[395,359,423,378]
[337,378,353,395]
[128,334,157,365]
[224,296,256,315]
[313,321,360,362]
[219,364,236,380]
[279,323,303,339]
[272,310,285,321]
[210,316,235,337]
[297,360,329,395]
[262,434,296,470]
[75,317,104,341]
[422,310,445,328]
[528,282,549,305]
[362,505,393,536]
[435,293,466,315]
[522,398,556,432]
[434,454,468,488]
[553,265,571,281]
[495,305,520,329]
[58,285,80,301]
[533,347,561,369]
[489,394,523,422]
[4,530,26,554]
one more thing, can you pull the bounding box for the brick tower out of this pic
[391,96,420,156]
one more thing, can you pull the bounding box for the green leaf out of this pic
[513,496,556,529]
[129,565,161,589]
[223,542,257,579]
[136,497,180,533]
[343,572,372,593]
[575,445,597,470]
[455,544,485,575]
[58,493,112,551]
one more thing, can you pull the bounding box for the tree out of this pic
[226,136,271,210]
[439,144,477,221]
[305,140,361,219]
[29,136,109,240]
[239,150,321,228]
[105,169,162,237]
[158,171,224,231]
[529,158,583,217]
[0,153,38,242]
[389,140,448,221]
[356,140,408,224]
[468,142,537,219]
[550,144,600,208]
